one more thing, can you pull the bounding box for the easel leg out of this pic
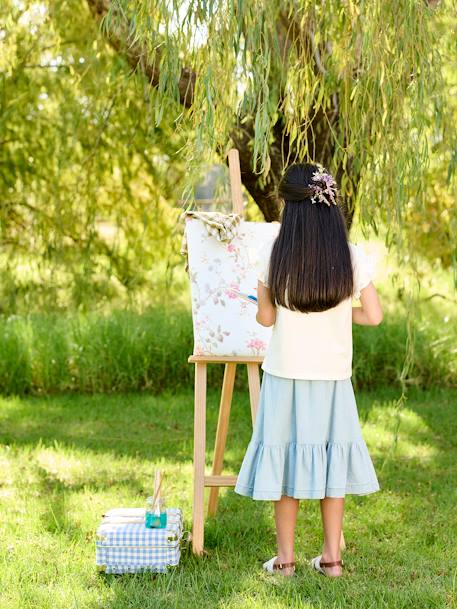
[192,362,207,555]
[208,363,237,517]
[247,362,261,425]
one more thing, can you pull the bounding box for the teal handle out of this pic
[145,511,167,529]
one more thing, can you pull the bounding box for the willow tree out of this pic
[0,0,193,311]
[87,0,456,406]
[88,0,457,247]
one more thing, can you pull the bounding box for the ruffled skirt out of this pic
[234,372,380,500]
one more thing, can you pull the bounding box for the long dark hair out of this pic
[268,162,353,313]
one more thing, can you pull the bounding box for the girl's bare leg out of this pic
[274,495,299,575]
[320,497,345,577]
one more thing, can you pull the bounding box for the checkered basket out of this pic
[96,507,183,574]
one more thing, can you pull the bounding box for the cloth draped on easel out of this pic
[180,211,242,257]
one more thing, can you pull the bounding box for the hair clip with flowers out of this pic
[309,168,338,206]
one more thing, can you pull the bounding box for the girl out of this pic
[234,162,382,578]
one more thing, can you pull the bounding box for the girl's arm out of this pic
[352,282,383,326]
[256,280,276,327]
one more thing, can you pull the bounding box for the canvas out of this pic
[185,218,280,357]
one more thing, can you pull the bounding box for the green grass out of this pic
[1,386,456,609]
[0,305,455,395]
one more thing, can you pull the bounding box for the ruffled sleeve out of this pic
[256,238,275,287]
[350,243,375,299]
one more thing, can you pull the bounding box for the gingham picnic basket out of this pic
[96,507,183,574]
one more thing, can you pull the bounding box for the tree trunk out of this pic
[85,0,356,228]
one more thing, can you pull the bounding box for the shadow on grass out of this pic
[1,386,456,609]
[96,387,457,609]
[0,385,399,464]
[0,389,250,463]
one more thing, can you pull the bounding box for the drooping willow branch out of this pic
[85,0,454,259]
[85,0,362,223]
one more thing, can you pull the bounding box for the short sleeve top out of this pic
[256,241,375,380]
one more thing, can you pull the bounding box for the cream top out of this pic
[257,240,374,380]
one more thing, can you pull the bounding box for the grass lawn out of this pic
[0,386,456,609]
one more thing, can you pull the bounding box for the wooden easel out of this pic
[188,149,346,555]
[188,148,262,555]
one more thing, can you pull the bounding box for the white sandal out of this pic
[263,556,296,576]
[310,555,343,576]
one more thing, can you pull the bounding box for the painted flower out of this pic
[225,283,240,299]
[246,337,267,355]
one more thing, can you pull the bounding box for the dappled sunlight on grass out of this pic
[218,593,317,609]
[34,443,186,490]
[362,403,439,461]
[0,388,456,608]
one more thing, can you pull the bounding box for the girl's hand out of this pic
[256,280,276,327]
[352,282,383,326]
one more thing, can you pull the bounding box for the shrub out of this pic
[0,308,454,395]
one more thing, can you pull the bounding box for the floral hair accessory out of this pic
[309,168,338,206]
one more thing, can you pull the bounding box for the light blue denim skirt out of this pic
[234,372,380,500]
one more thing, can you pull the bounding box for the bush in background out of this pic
[0,307,454,396]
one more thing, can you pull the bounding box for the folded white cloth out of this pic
[180,211,242,256]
